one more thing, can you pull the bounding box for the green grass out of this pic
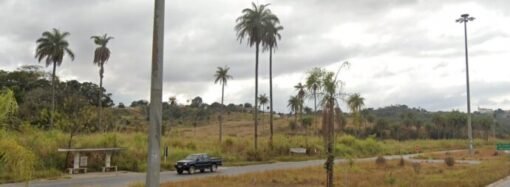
[0,125,501,184]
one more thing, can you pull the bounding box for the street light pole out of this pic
[146,0,165,186]
[456,13,475,155]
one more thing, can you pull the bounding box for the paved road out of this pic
[487,176,510,187]
[1,150,468,187]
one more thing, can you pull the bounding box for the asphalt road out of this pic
[1,150,469,187]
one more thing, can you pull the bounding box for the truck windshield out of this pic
[185,155,200,160]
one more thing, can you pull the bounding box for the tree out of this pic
[0,89,18,129]
[347,93,364,137]
[319,62,349,187]
[306,68,324,116]
[91,34,114,132]
[287,96,300,123]
[262,19,283,147]
[214,66,233,142]
[35,28,75,128]
[235,2,279,150]
[190,96,203,108]
[258,94,268,113]
[294,82,306,124]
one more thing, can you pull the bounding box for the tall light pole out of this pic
[456,13,475,155]
[146,0,165,186]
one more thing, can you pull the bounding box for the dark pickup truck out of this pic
[174,153,222,174]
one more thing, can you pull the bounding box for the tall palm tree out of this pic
[294,82,306,123]
[287,96,300,123]
[91,34,114,132]
[214,66,233,142]
[262,20,283,147]
[35,28,75,128]
[305,68,324,128]
[347,93,365,137]
[235,2,279,150]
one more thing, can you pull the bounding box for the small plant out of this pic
[493,151,500,156]
[348,158,355,168]
[289,121,298,130]
[412,162,421,174]
[224,138,234,147]
[375,155,386,167]
[445,156,455,167]
[399,156,405,167]
[384,172,396,185]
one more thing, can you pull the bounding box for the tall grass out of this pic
[0,125,498,183]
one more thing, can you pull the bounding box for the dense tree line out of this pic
[0,66,113,130]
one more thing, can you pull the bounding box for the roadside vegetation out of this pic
[163,148,510,187]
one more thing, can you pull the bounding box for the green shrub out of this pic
[246,149,264,161]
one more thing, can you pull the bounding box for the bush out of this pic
[375,156,386,167]
[445,156,455,167]
[412,162,421,174]
[399,156,405,167]
[289,121,298,130]
[246,149,264,161]
[301,116,313,128]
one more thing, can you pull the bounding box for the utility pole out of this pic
[146,0,165,186]
[456,13,475,155]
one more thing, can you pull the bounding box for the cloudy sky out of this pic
[1,0,509,113]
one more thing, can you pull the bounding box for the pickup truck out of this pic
[174,153,222,174]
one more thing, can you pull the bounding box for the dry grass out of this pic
[162,154,510,187]
[417,147,501,161]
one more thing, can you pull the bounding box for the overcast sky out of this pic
[1,0,509,113]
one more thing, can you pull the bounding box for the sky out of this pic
[0,0,509,113]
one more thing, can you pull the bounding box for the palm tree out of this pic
[319,62,349,187]
[91,34,114,132]
[258,94,268,130]
[294,82,306,124]
[214,66,233,142]
[305,68,324,128]
[287,96,300,123]
[347,93,365,137]
[235,2,279,150]
[35,28,75,128]
[262,19,283,147]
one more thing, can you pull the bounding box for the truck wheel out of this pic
[188,166,195,175]
[177,169,183,174]
[210,164,217,172]
[200,169,205,173]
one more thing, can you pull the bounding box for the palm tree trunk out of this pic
[50,61,56,129]
[254,42,259,151]
[324,98,335,187]
[220,83,224,142]
[99,64,104,132]
[313,89,317,131]
[269,47,274,148]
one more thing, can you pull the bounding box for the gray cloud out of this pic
[1,0,509,112]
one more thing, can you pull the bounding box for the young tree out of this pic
[235,2,279,150]
[214,66,233,142]
[288,95,300,123]
[35,28,75,128]
[347,93,364,137]
[91,34,114,132]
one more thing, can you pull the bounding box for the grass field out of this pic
[163,148,510,187]
[0,113,505,183]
